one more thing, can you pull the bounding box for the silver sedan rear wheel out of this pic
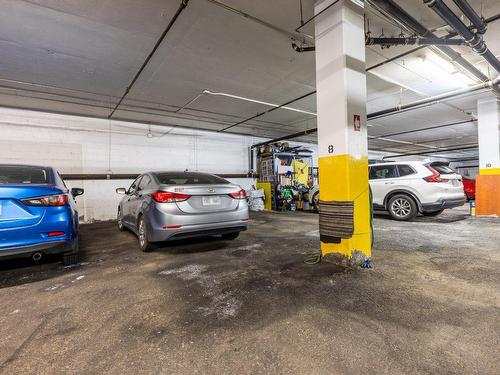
[137,216,154,252]
[117,208,125,231]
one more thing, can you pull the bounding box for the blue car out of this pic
[0,165,83,265]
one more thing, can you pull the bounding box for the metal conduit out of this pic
[424,0,500,73]
[108,0,190,118]
[366,12,499,71]
[452,0,487,34]
[368,76,500,120]
[365,36,465,47]
[368,0,488,82]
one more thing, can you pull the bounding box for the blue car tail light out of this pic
[21,194,68,207]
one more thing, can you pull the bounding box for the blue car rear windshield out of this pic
[155,172,229,185]
[0,166,50,184]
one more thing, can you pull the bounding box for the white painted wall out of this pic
[0,107,259,174]
[0,107,318,221]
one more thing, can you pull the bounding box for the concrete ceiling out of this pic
[0,0,499,161]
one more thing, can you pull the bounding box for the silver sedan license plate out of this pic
[202,196,221,206]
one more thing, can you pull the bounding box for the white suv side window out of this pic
[369,165,398,180]
[397,164,416,177]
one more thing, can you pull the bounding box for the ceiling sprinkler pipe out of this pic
[365,36,465,47]
[424,0,500,73]
[452,0,487,34]
[368,0,488,81]
[369,75,500,119]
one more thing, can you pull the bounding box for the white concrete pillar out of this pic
[476,97,500,215]
[477,97,500,173]
[314,0,371,261]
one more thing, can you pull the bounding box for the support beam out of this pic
[476,97,500,216]
[315,0,371,263]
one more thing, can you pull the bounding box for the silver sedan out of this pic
[116,172,249,251]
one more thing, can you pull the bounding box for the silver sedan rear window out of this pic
[154,172,229,185]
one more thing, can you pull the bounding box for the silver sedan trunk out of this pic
[117,172,249,251]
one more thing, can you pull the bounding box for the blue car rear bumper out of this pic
[0,239,74,259]
[0,205,78,259]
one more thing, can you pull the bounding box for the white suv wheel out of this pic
[388,194,417,221]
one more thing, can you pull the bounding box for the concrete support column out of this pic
[314,0,371,262]
[476,97,500,216]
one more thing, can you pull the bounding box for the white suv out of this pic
[309,161,466,221]
[369,161,466,220]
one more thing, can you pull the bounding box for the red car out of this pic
[462,177,476,200]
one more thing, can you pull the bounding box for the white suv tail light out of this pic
[423,165,449,183]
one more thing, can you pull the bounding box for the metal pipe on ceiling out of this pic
[206,0,313,43]
[374,119,476,138]
[366,12,500,71]
[382,144,478,158]
[203,90,316,116]
[218,91,316,132]
[451,0,487,34]
[108,0,190,119]
[293,35,465,53]
[251,127,318,148]
[366,46,426,71]
[367,0,488,82]
[368,75,500,120]
[0,104,282,140]
[424,0,500,74]
[295,0,340,33]
[368,135,440,150]
[365,36,465,47]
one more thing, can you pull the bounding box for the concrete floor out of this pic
[0,207,499,375]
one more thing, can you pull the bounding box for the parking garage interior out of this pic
[0,0,499,374]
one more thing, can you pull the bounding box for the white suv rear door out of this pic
[369,164,399,206]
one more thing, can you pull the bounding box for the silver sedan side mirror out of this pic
[116,187,127,195]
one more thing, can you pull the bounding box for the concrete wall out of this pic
[0,107,276,221]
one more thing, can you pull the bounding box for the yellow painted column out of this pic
[314,0,371,263]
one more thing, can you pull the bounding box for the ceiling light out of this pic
[424,53,455,74]
[146,125,154,138]
[452,72,476,87]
